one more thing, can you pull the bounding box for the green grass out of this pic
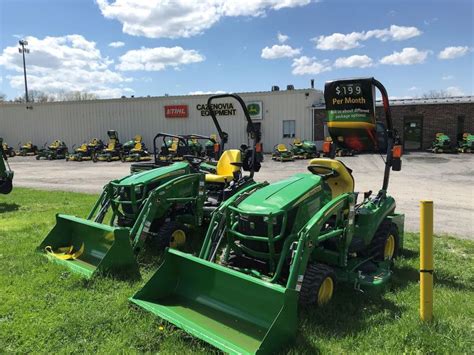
[1,188,473,354]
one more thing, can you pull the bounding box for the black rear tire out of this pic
[368,220,399,261]
[299,263,336,307]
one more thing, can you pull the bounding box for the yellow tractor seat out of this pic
[49,141,60,149]
[436,132,444,137]
[205,149,242,184]
[293,138,302,146]
[77,144,88,152]
[134,135,142,143]
[131,142,143,152]
[106,139,117,152]
[308,158,354,198]
[277,144,288,152]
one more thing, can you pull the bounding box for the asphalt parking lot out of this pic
[7,152,474,239]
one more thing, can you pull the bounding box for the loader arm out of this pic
[129,173,206,252]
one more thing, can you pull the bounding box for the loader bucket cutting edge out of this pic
[38,214,139,279]
[130,249,298,354]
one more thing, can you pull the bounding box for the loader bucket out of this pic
[38,214,139,279]
[130,249,298,354]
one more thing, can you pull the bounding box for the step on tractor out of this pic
[67,138,105,162]
[121,135,152,162]
[427,133,457,154]
[2,141,16,158]
[130,77,404,354]
[0,138,14,194]
[291,138,320,159]
[458,132,473,153]
[36,140,68,160]
[38,94,262,279]
[93,130,123,162]
[272,143,294,161]
[18,141,38,156]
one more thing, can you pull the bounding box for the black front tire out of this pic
[368,220,399,261]
[299,263,336,307]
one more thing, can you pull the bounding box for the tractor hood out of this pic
[118,162,189,186]
[237,173,323,214]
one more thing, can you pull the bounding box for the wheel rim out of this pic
[317,276,334,306]
[170,229,186,248]
[384,234,396,260]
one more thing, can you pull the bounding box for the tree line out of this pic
[0,90,98,103]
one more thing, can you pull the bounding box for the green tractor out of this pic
[458,132,474,153]
[93,130,123,162]
[290,138,320,159]
[130,77,404,354]
[272,143,294,161]
[121,135,152,162]
[36,140,68,160]
[427,133,457,153]
[38,94,263,279]
[18,141,38,156]
[0,138,14,194]
[67,138,105,162]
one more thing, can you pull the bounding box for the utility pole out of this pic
[18,40,30,103]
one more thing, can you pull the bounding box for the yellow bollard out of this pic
[420,200,434,322]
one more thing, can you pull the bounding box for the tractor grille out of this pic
[237,214,282,237]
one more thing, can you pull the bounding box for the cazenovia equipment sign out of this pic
[165,105,188,118]
[324,78,377,152]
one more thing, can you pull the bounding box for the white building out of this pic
[0,88,323,152]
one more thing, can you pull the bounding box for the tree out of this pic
[0,93,6,102]
[421,90,450,99]
[57,91,98,101]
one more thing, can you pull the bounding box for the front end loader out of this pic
[0,137,14,194]
[39,94,263,279]
[131,77,404,354]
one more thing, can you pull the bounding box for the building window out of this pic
[283,120,296,138]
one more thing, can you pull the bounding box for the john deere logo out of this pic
[247,103,260,116]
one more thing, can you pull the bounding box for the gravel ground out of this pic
[6,152,474,239]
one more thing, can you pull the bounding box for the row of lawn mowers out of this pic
[3,131,225,163]
[37,78,406,354]
[271,136,356,162]
[427,132,474,154]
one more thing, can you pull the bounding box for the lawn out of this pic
[1,188,473,354]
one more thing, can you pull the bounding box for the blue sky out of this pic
[0,0,472,100]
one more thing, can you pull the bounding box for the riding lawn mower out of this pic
[427,133,457,153]
[130,77,404,354]
[2,141,16,158]
[18,141,38,156]
[291,138,320,159]
[36,140,68,160]
[93,130,123,162]
[458,132,473,153]
[121,135,152,162]
[272,143,294,161]
[38,94,263,279]
[0,138,14,194]
[67,138,104,161]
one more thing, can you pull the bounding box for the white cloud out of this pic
[188,90,226,95]
[277,32,289,43]
[380,47,430,65]
[96,0,311,39]
[408,86,419,91]
[291,56,331,75]
[261,44,301,59]
[334,55,373,68]
[438,46,469,60]
[442,74,454,80]
[117,46,205,71]
[446,86,464,96]
[0,35,132,98]
[108,41,125,48]
[314,25,421,50]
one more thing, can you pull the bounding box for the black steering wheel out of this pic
[307,164,339,178]
[183,154,206,168]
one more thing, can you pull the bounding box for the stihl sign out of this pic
[165,105,188,118]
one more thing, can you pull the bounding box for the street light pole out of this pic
[18,40,30,103]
